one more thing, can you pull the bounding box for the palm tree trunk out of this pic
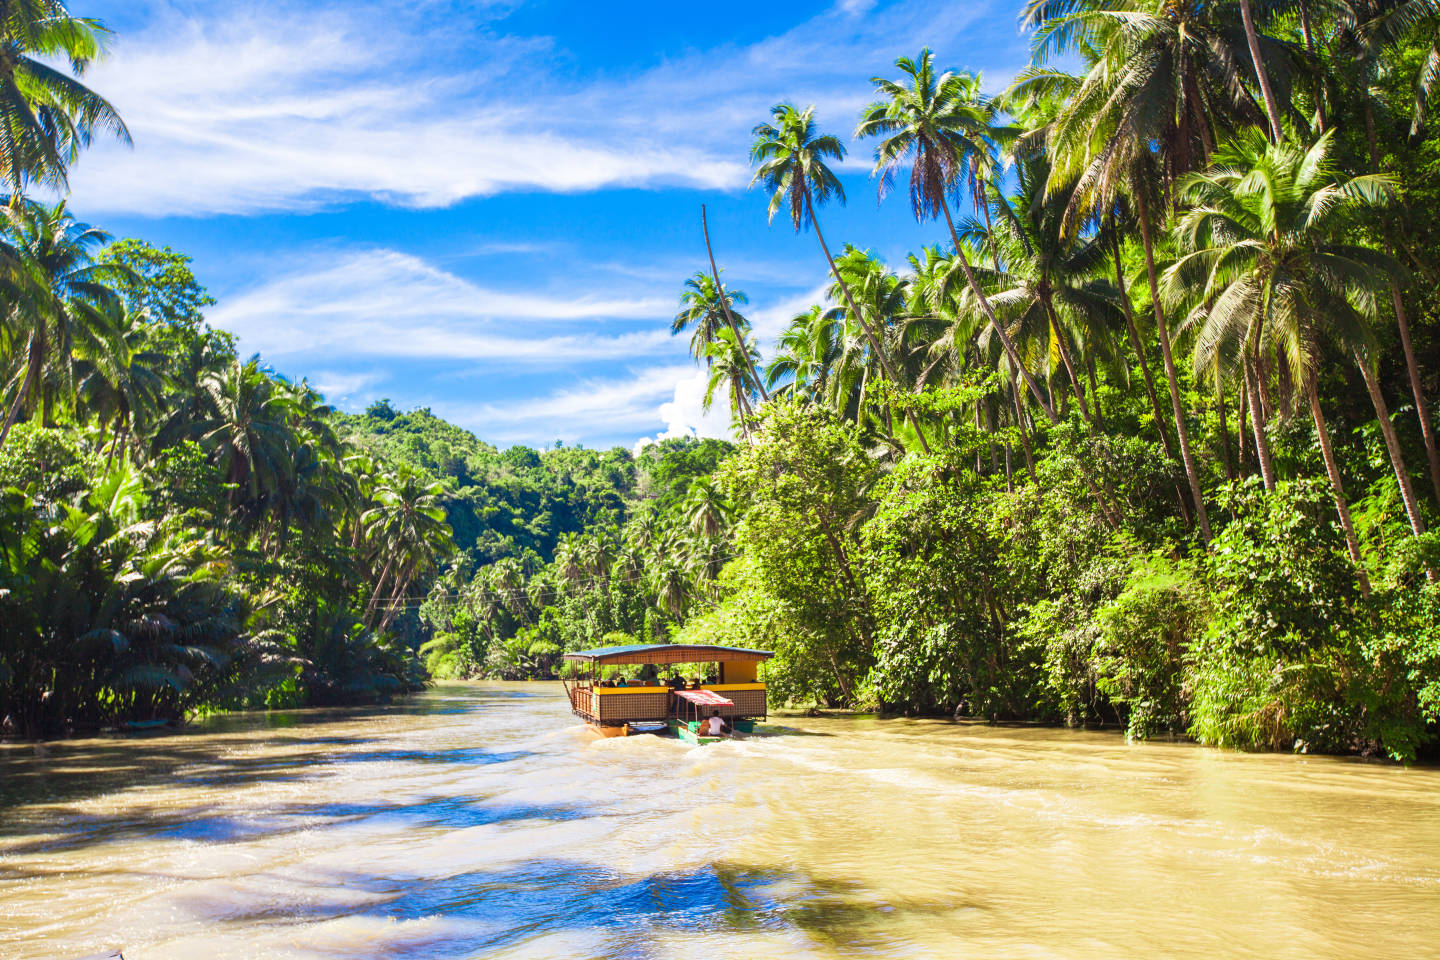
[1136,190,1213,543]
[1110,219,1191,519]
[802,186,930,455]
[1217,383,1235,482]
[1297,0,1327,132]
[1085,351,1103,430]
[1246,356,1278,489]
[1238,375,1251,473]
[1388,286,1440,507]
[938,194,1057,422]
[1307,378,1371,596]
[1011,374,1038,482]
[367,555,396,624]
[1240,0,1286,143]
[702,204,768,402]
[1044,300,1094,425]
[974,400,984,474]
[1355,351,1431,549]
[0,334,42,448]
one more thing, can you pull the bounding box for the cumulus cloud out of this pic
[631,369,734,452]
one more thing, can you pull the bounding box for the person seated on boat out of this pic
[704,711,727,737]
[615,676,629,687]
[667,674,686,691]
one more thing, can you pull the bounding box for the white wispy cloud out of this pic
[307,368,386,403]
[208,248,673,363]
[440,364,715,446]
[65,0,1022,216]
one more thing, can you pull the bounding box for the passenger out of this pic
[668,674,685,691]
[615,676,629,687]
[704,711,727,737]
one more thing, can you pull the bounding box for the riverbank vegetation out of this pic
[6,1,1440,758]
[429,1,1440,760]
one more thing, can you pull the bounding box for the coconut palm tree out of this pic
[193,358,299,510]
[702,326,763,438]
[684,475,729,539]
[673,271,749,361]
[0,201,118,444]
[750,103,904,390]
[958,152,1128,427]
[73,299,166,463]
[0,1,130,198]
[766,303,842,402]
[1012,0,1291,540]
[855,50,1059,426]
[360,467,454,630]
[1164,129,1420,585]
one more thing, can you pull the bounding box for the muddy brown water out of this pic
[1,682,1437,959]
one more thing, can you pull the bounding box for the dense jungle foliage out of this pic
[8,1,1440,759]
[420,0,1440,760]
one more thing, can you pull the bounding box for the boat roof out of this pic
[562,643,774,665]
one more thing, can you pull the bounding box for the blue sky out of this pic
[66,0,1034,449]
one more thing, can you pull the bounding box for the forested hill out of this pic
[335,401,732,566]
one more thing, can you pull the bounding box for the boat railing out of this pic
[566,681,767,726]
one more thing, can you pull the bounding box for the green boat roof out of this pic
[562,643,774,664]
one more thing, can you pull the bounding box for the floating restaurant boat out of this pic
[561,643,774,743]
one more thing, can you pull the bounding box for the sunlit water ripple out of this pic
[2,682,1438,959]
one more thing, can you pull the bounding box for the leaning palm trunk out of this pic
[802,186,930,455]
[1044,302,1094,426]
[1137,192,1213,542]
[1307,379,1372,596]
[1355,351,1435,582]
[1239,0,1285,143]
[1390,286,1440,507]
[938,196,1056,422]
[702,205,768,402]
[1245,357,1278,489]
[1011,374,1038,482]
[0,334,42,447]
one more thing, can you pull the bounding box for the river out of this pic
[1,682,1437,959]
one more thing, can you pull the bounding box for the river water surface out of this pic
[2,682,1438,959]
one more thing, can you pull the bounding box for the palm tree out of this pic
[959,152,1127,428]
[0,201,118,444]
[193,358,298,509]
[1013,0,1289,540]
[1164,129,1421,585]
[73,299,166,463]
[702,326,763,438]
[360,467,454,630]
[1331,0,1440,507]
[855,50,1058,426]
[673,271,767,400]
[766,304,842,402]
[684,475,729,538]
[0,1,130,198]
[749,104,905,393]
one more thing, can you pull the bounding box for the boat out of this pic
[561,643,774,742]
